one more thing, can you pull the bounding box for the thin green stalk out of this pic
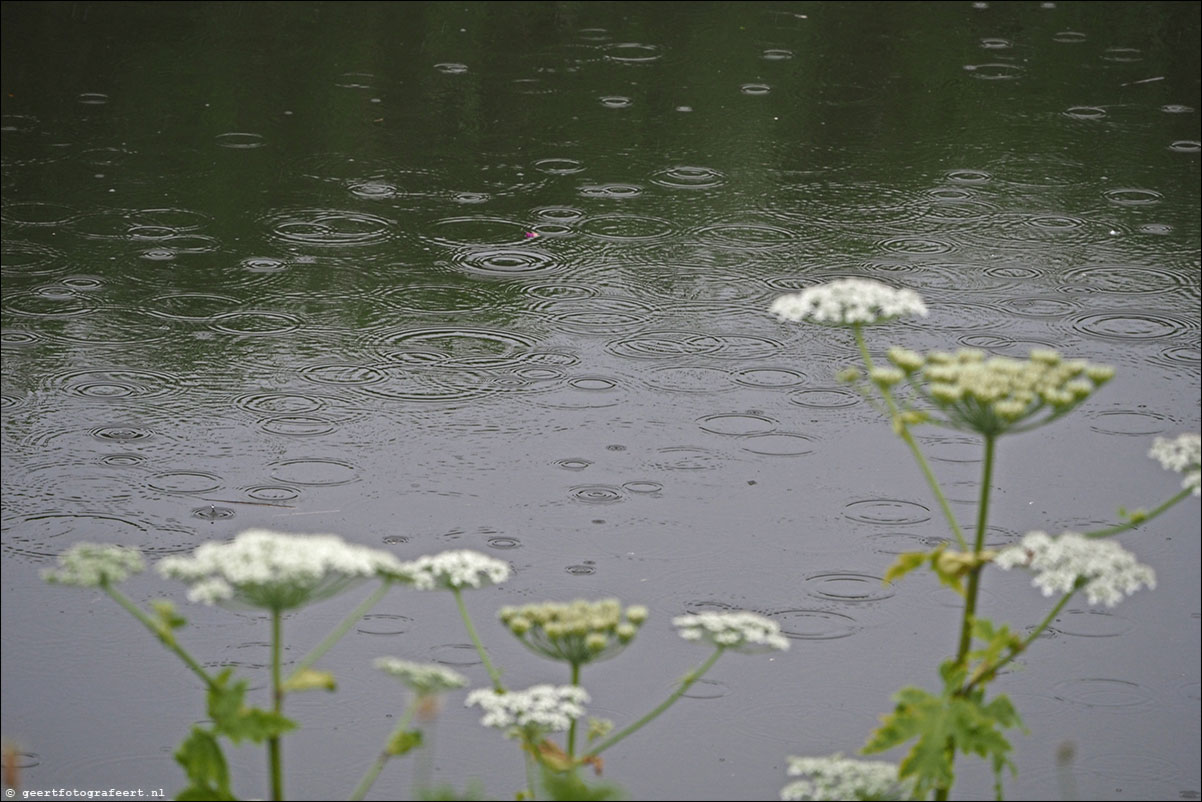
[103,583,216,690]
[348,698,419,801]
[523,748,538,801]
[854,325,967,549]
[452,587,505,692]
[269,608,284,802]
[287,580,393,684]
[1082,486,1193,539]
[964,588,1077,695]
[584,647,723,759]
[955,434,996,666]
[567,661,582,758]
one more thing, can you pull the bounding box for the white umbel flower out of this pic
[157,528,406,610]
[770,279,928,326]
[673,611,790,653]
[373,657,467,696]
[403,549,511,590]
[780,753,910,801]
[465,684,589,737]
[1149,433,1201,496]
[42,543,145,587]
[994,531,1156,607]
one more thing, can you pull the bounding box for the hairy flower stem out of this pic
[956,434,996,667]
[1083,486,1194,539]
[584,648,724,759]
[453,587,505,692]
[964,588,1078,695]
[287,581,393,684]
[103,583,216,691]
[567,662,582,758]
[348,699,419,801]
[270,608,284,802]
[854,325,967,549]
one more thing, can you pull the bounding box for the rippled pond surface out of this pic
[2,2,1199,800]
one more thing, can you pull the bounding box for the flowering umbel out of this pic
[780,753,912,801]
[994,531,1155,607]
[770,279,928,326]
[401,549,511,591]
[466,685,590,739]
[673,611,789,653]
[42,543,145,587]
[157,528,406,611]
[373,657,467,696]
[1149,433,1201,496]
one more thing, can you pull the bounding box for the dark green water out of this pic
[2,2,1199,800]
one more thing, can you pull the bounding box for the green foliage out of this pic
[207,669,297,744]
[538,766,627,801]
[863,660,1023,799]
[386,728,424,757]
[174,726,235,801]
[284,667,338,692]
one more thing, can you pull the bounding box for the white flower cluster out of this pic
[465,684,589,736]
[673,611,790,653]
[373,657,467,695]
[157,528,406,610]
[42,543,145,588]
[780,753,910,801]
[770,279,928,326]
[994,531,1156,607]
[1149,433,1201,496]
[404,549,511,591]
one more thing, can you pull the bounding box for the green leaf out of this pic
[284,668,337,692]
[538,766,626,801]
[206,669,297,743]
[386,728,423,756]
[883,551,929,585]
[173,726,236,800]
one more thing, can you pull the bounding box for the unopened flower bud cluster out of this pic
[499,598,648,665]
[886,347,1115,435]
[373,657,468,696]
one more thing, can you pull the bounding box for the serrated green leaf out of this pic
[173,726,235,800]
[883,551,929,585]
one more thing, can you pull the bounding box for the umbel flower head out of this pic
[402,549,511,591]
[885,347,1115,436]
[42,543,145,588]
[498,598,649,666]
[994,531,1156,607]
[373,657,467,696]
[1149,432,1201,496]
[780,753,912,801]
[157,528,406,611]
[673,611,790,653]
[770,278,928,326]
[466,684,589,739]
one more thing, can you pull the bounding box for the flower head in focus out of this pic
[402,549,511,591]
[769,279,928,327]
[499,598,648,666]
[994,531,1155,607]
[780,753,911,801]
[466,684,589,740]
[1149,433,1201,496]
[673,610,789,653]
[42,543,145,587]
[157,529,405,611]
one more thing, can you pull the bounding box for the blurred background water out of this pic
[2,2,1199,799]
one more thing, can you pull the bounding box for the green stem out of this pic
[567,662,582,758]
[453,587,505,692]
[955,434,996,666]
[523,747,538,801]
[964,588,1077,695]
[103,584,216,690]
[348,697,419,801]
[854,325,967,549]
[1082,487,1193,539]
[269,608,284,802]
[584,648,724,759]
[287,580,393,684]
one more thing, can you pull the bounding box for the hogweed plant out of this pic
[769,278,1198,800]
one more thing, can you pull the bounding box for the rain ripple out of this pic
[650,165,726,190]
[765,608,860,640]
[263,208,395,247]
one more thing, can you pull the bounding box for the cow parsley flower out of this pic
[157,528,406,610]
[402,549,511,591]
[498,598,648,665]
[770,279,928,326]
[780,753,911,801]
[373,657,467,696]
[673,611,789,653]
[1149,433,1201,496]
[994,531,1155,607]
[42,543,145,587]
[466,684,589,738]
